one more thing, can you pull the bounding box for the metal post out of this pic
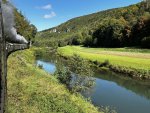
[0,0,6,112]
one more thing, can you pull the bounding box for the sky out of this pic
[10,0,141,31]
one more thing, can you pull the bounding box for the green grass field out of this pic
[57,46,150,71]
[7,48,100,113]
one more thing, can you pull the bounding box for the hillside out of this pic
[3,0,37,43]
[14,9,37,43]
[35,1,150,48]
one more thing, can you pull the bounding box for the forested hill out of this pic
[3,0,37,43]
[14,9,37,43]
[2,0,37,43]
[35,1,150,48]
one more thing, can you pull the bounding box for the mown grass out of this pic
[57,46,150,71]
[7,48,100,113]
[79,47,150,53]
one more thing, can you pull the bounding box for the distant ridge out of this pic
[35,1,150,48]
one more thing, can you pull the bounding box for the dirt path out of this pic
[80,50,150,59]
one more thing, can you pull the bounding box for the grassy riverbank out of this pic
[57,46,150,79]
[7,48,100,113]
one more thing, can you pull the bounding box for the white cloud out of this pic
[44,11,56,19]
[41,4,52,10]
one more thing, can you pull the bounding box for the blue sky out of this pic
[11,0,141,31]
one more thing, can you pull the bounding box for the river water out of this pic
[36,57,150,113]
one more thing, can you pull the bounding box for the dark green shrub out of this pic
[141,37,150,48]
[38,64,43,69]
[54,55,95,93]
[68,54,95,92]
[54,63,71,86]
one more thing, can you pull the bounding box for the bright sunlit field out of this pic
[58,46,150,71]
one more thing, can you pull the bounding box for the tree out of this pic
[14,9,37,42]
[132,15,150,46]
[141,36,150,48]
[92,18,126,47]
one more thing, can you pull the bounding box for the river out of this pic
[36,55,150,113]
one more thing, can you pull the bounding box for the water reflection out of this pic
[36,55,150,113]
[94,70,150,101]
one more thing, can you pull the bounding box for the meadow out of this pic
[57,46,150,77]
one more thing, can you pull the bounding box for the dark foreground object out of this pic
[0,1,29,112]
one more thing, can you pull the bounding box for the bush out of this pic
[54,63,71,86]
[68,54,95,92]
[38,64,43,69]
[54,54,95,93]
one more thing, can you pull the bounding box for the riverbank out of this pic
[57,46,150,79]
[35,47,150,113]
[7,48,100,113]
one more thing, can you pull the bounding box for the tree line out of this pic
[35,1,150,48]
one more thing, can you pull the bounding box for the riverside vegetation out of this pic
[35,48,96,93]
[7,48,102,113]
[57,46,150,79]
[54,54,95,93]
